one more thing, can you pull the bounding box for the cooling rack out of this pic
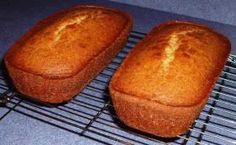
[0,31,236,145]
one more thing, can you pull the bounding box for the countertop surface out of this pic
[112,0,236,26]
[0,0,235,145]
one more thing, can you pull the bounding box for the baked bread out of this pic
[4,5,132,103]
[109,21,231,137]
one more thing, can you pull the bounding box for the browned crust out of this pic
[109,21,231,137]
[110,20,231,107]
[4,5,133,79]
[109,86,209,137]
[4,5,132,103]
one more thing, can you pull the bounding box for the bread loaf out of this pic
[109,21,231,137]
[4,5,132,103]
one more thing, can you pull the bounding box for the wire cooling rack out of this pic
[0,31,236,145]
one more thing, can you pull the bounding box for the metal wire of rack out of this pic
[0,31,236,145]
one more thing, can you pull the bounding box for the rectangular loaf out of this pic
[4,5,132,103]
[109,21,231,137]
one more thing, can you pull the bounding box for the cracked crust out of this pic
[109,21,231,137]
[4,5,132,103]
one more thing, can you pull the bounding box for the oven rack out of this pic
[0,31,236,145]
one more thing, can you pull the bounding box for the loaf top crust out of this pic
[5,5,132,78]
[110,21,231,107]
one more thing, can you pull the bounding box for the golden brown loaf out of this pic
[109,21,231,137]
[4,5,132,103]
